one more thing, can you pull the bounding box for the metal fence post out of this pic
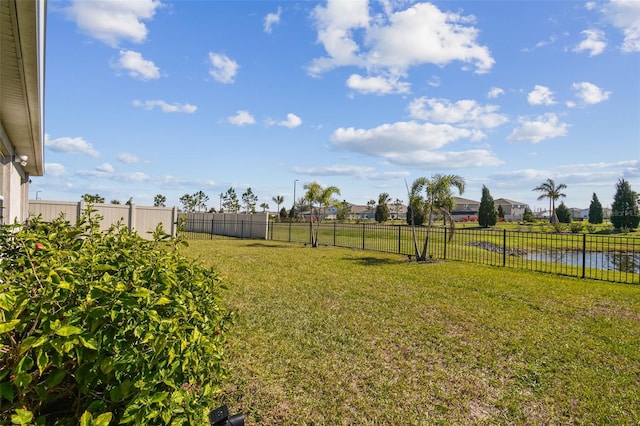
[582,233,586,279]
[443,227,447,260]
[333,222,336,247]
[503,229,507,267]
[362,223,366,250]
[398,226,401,254]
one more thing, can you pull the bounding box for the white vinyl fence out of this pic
[28,200,179,240]
[182,212,269,239]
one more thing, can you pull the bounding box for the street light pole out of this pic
[35,191,42,200]
[293,179,299,218]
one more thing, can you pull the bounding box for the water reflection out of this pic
[607,252,640,273]
[525,251,640,273]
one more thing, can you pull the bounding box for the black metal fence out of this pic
[182,219,640,285]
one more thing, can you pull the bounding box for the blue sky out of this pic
[38,0,639,212]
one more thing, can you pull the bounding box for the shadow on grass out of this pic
[245,242,291,248]
[344,256,401,266]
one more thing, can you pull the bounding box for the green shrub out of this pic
[569,222,583,233]
[0,209,233,425]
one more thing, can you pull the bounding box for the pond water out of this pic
[524,251,640,274]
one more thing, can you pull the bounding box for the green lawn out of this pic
[182,239,640,425]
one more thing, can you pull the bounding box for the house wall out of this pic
[0,155,29,224]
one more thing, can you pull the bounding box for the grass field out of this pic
[182,239,640,425]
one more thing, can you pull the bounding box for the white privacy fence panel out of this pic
[28,200,178,240]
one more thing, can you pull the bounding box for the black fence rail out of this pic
[182,219,640,285]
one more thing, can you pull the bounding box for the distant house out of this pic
[326,202,407,220]
[451,197,480,220]
[579,207,612,220]
[494,198,529,221]
[569,207,583,220]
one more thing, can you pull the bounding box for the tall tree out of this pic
[497,204,505,220]
[193,191,208,212]
[588,193,603,224]
[336,200,351,221]
[366,199,376,211]
[179,194,197,212]
[611,178,640,230]
[241,188,258,213]
[555,202,572,223]
[82,193,104,203]
[393,198,403,220]
[154,194,166,207]
[260,202,269,212]
[375,192,390,223]
[478,185,498,228]
[222,187,240,213]
[532,178,567,223]
[272,195,284,222]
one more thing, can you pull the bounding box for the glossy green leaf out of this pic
[0,319,20,334]
[11,409,33,425]
[55,325,83,336]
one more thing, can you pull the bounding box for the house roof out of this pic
[494,198,528,206]
[453,196,480,205]
[0,0,45,176]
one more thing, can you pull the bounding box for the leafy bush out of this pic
[0,209,233,425]
[569,222,583,233]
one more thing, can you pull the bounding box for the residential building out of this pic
[494,198,529,221]
[1,0,45,224]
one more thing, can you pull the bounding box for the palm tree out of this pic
[304,182,340,247]
[407,174,465,261]
[422,174,465,260]
[260,202,269,212]
[532,178,567,223]
[272,195,284,222]
[319,186,341,219]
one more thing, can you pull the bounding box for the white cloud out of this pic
[208,52,239,83]
[132,99,197,113]
[586,2,597,11]
[507,113,569,143]
[45,163,67,177]
[603,0,640,53]
[384,149,503,168]
[291,164,410,180]
[264,7,282,34]
[117,152,140,163]
[228,110,255,126]
[277,113,302,128]
[45,134,100,157]
[329,120,502,168]
[571,81,611,104]
[573,29,607,56]
[408,97,509,129]
[331,121,473,155]
[309,1,494,77]
[346,74,410,95]
[308,0,370,75]
[527,85,556,106]
[113,50,160,80]
[487,87,504,99]
[96,163,114,173]
[65,0,161,47]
